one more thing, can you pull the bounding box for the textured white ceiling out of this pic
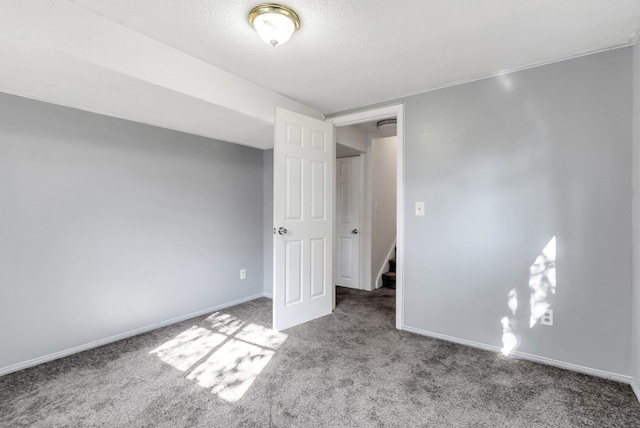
[71,0,640,113]
[2,0,640,147]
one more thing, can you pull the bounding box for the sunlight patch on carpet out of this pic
[150,312,287,402]
[150,327,227,372]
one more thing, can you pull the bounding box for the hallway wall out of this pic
[371,136,397,288]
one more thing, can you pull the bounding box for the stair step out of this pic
[382,271,396,289]
[389,258,396,273]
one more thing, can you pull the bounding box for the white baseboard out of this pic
[632,379,640,404]
[402,325,632,385]
[261,292,273,299]
[0,293,267,377]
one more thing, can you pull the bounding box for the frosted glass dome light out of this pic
[249,4,300,47]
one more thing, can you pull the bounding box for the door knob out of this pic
[278,227,288,235]
[351,229,358,234]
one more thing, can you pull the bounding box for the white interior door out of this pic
[273,107,334,331]
[335,156,361,289]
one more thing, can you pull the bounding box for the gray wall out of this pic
[632,43,640,390]
[371,136,397,287]
[403,48,632,375]
[0,93,264,372]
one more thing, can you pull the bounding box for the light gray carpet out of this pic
[1,287,639,427]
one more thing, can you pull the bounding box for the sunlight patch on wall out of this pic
[150,312,287,402]
[507,288,518,315]
[497,73,514,92]
[501,288,519,355]
[500,236,556,354]
[529,236,556,327]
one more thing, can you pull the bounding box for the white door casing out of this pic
[335,156,361,289]
[327,103,404,330]
[273,107,334,331]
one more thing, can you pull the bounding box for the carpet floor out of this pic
[1,287,639,427]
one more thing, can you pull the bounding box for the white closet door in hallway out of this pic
[335,156,361,289]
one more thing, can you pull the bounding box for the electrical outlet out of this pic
[541,309,553,326]
[415,202,425,216]
[240,269,246,280]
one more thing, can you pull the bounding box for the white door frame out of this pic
[358,151,370,292]
[326,104,405,330]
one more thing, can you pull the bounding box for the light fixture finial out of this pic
[249,3,300,47]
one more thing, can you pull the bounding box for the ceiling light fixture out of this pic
[249,3,300,47]
[376,119,397,133]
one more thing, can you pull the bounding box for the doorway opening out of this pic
[328,104,405,330]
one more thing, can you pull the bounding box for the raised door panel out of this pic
[310,160,326,221]
[338,237,353,280]
[310,238,326,298]
[285,157,303,222]
[285,240,303,305]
